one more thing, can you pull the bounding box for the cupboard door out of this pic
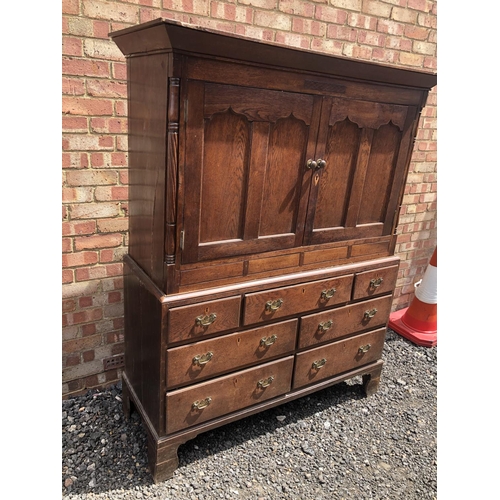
[182,82,321,264]
[305,97,418,245]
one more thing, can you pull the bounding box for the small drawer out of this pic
[352,265,399,300]
[165,356,294,433]
[298,295,393,349]
[243,274,353,326]
[166,319,298,389]
[168,296,241,344]
[293,328,386,389]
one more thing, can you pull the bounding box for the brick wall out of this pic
[62,0,437,397]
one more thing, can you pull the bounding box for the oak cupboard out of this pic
[110,19,437,482]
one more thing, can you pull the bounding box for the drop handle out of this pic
[192,397,212,410]
[312,358,327,370]
[358,344,371,354]
[321,287,336,300]
[318,320,332,333]
[192,351,214,366]
[260,334,278,347]
[370,277,384,289]
[265,298,283,311]
[195,313,217,326]
[363,308,378,320]
[257,376,275,389]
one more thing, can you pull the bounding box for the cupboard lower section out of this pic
[122,359,384,483]
[123,254,396,482]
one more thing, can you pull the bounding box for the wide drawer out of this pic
[292,328,386,389]
[167,296,241,344]
[352,265,398,300]
[298,295,393,349]
[165,356,294,433]
[166,319,298,389]
[243,274,353,326]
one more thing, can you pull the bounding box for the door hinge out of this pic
[180,230,185,250]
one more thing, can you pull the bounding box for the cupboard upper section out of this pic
[110,19,436,293]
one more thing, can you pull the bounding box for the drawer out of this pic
[167,296,241,344]
[352,265,399,300]
[298,295,393,349]
[243,274,353,326]
[292,328,386,389]
[166,319,298,389]
[165,356,294,433]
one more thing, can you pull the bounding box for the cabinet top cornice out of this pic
[110,18,437,91]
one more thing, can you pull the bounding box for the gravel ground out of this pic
[62,329,437,499]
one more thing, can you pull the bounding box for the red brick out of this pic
[97,218,129,233]
[315,5,348,24]
[62,0,79,14]
[327,25,357,41]
[93,20,111,38]
[112,62,128,81]
[63,269,74,284]
[63,98,114,117]
[108,291,122,303]
[63,221,97,236]
[62,238,72,253]
[83,350,95,362]
[63,116,88,132]
[79,296,94,308]
[87,79,127,98]
[408,0,432,12]
[279,0,315,17]
[62,77,86,96]
[65,355,81,367]
[71,202,121,219]
[63,299,77,313]
[292,18,326,37]
[66,170,118,186]
[75,233,123,250]
[275,32,311,49]
[63,152,89,169]
[405,24,429,40]
[63,334,102,354]
[62,57,110,78]
[63,251,99,268]
[63,37,83,57]
[82,323,97,337]
[83,0,139,22]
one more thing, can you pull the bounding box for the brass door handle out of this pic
[192,397,212,410]
[312,358,327,370]
[265,298,283,311]
[257,376,275,389]
[306,159,327,170]
[260,334,278,347]
[195,313,217,326]
[192,351,214,366]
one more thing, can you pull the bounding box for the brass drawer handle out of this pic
[369,277,384,289]
[358,344,371,354]
[312,358,327,370]
[195,313,217,326]
[260,334,278,347]
[318,320,332,333]
[265,298,283,311]
[321,287,336,300]
[192,351,214,366]
[364,308,378,320]
[192,397,212,410]
[257,376,275,389]
[317,158,327,169]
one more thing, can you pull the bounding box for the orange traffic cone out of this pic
[388,247,437,347]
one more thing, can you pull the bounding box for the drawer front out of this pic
[168,296,241,344]
[299,295,393,349]
[293,328,386,389]
[352,265,398,300]
[165,357,294,433]
[243,274,353,326]
[166,319,298,389]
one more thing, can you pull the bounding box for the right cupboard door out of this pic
[305,97,418,246]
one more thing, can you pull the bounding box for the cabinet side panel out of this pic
[128,54,170,287]
[124,258,165,434]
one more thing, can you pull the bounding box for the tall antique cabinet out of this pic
[110,19,437,482]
